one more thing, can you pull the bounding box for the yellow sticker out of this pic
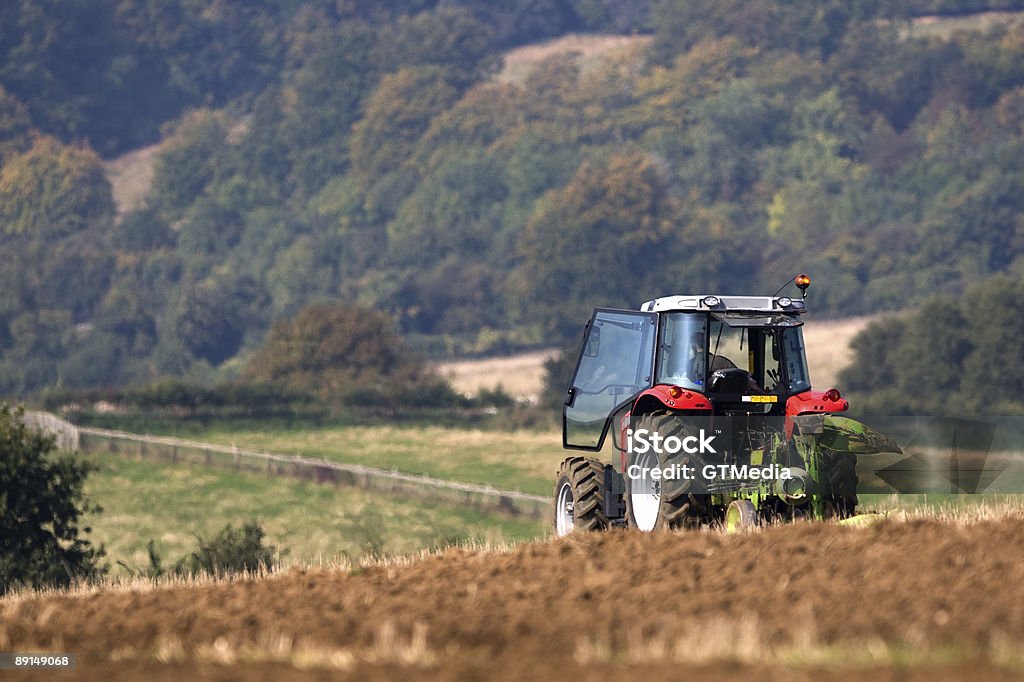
[742,395,778,403]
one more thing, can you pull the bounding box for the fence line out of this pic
[23,411,81,451]
[19,413,550,519]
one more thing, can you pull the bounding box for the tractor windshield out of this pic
[656,313,811,396]
[706,319,811,396]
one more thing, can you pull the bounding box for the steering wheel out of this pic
[708,368,755,393]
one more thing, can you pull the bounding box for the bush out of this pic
[119,521,285,580]
[0,404,106,593]
[175,521,284,577]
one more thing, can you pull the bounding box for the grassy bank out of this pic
[81,454,546,575]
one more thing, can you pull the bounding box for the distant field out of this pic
[497,32,652,84]
[434,348,558,401]
[102,143,160,214]
[104,317,875,505]
[82,454,544,574]
[802,315,877,390]
[903,10,1024,38]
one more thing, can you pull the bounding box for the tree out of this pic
[282,21,381,196]
[961,275,1024,413]
[243,302,426,401]
[509,151,682,340]
[380,7,499,86]
[387,151,508,266]
[0,86,32,162]
[0,404,106,593]
[150,109,230,218]
[350,66,460,178]
[0,135,113,237]
[841,276,1024,415]
[173,275,267,366]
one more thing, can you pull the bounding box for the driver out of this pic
[688,330,705,383]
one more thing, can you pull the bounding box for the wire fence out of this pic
[23,412,551,521]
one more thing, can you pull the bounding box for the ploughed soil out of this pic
[4,519,1024,680]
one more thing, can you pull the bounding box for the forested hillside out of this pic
[3,0,1024,397]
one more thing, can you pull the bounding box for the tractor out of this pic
[553,275,900,536]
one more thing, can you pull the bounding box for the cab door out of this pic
[563,309,657,450]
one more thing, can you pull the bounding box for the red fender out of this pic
[785,389,849,439]
[619,386,712,471]
[634,385,712,412]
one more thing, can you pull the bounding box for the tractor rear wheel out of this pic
[625,412,710,531]
[553,456,608,537]
[819,448,858,519]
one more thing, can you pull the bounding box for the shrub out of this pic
[175,521,284,577]
[0,404,106,593]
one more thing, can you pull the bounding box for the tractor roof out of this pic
[640,295,806,314]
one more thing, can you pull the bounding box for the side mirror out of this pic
[583,325,601,357]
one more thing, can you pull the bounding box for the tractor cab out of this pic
[563,283,829,451]
[651,304,810,413]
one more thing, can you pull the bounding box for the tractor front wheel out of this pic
[725,500,758,533]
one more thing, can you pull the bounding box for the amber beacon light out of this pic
[795,273,811,298]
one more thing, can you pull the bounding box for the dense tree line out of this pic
[2,1,1024,399]
[841,275,1024,415]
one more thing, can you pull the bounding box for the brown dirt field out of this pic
[4,517,1024,680]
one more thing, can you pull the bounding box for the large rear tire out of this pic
[553,456,608,537]
[819,448,858,519]
[624,412,710,531]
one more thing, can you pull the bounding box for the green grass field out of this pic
[191,425,569,496]
[82,416,571,496]
[75,410,1024,580]
[81,454,546,575]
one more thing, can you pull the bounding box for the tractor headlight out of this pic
[777,296,793,307]
[702,295,721,307]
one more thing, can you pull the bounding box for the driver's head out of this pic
[691,330,705,351]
